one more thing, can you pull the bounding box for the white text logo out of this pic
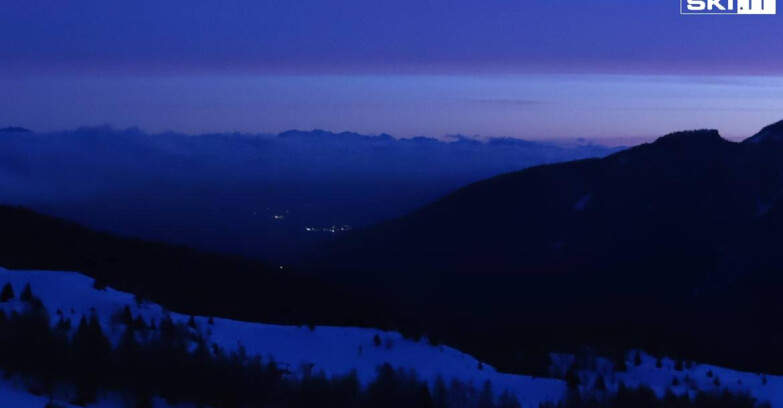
[681,0,776,14]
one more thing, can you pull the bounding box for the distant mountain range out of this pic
[0,127,30,133]
[0,127,620,261]
[312,119,783,375]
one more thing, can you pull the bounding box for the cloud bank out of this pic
[0,127,621,260]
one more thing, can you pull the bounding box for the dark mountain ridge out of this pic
[310,120,783,374]
[317,128,749,275]
[0,126,31,133]
[0,205,386,329]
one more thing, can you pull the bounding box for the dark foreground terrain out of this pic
[312,119,783,375]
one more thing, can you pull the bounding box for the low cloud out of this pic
[0,126,621,260]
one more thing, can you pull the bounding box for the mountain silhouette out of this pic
[312,120,783,374]
[318,128,754,277]
[0,127,30,133]
[0,205,381,330]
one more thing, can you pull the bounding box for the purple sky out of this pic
[2,0,783,141]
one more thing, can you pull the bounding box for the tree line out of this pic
[0,282,768,408]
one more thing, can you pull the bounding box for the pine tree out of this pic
[432,376,448,408]
[0,283,13,302]
[478,380,494,408]
[373,334,382,347]
[634,350,642,366]
[419,383,434,408]
[565,365,581,389]
[121,305,133,326]
[133,315,147,331]
[19,283,32,302]
[55,317,71,332]
[188,315,197,329]
[118,325,140,360]
[159,315,178,345]
[594,374,607,391]
[613,352,628,372]
[72,316,110,405]
[497,390,521,408]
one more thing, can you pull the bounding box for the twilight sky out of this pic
[1,0,783,142]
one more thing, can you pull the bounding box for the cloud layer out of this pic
[0,127,621,260]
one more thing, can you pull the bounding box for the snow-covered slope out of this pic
[568,352,781,406]
[0,267,565,407]
[1,267,781,408]
[0,380,170,408]
[0,378,73,408]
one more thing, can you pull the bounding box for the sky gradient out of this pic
[2,0,782,141]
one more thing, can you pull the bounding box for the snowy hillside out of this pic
[0,267,565,407]
[0,378,73,408]
[0,379,171,408]
[0,267,780,408]
[564,352,781,406]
